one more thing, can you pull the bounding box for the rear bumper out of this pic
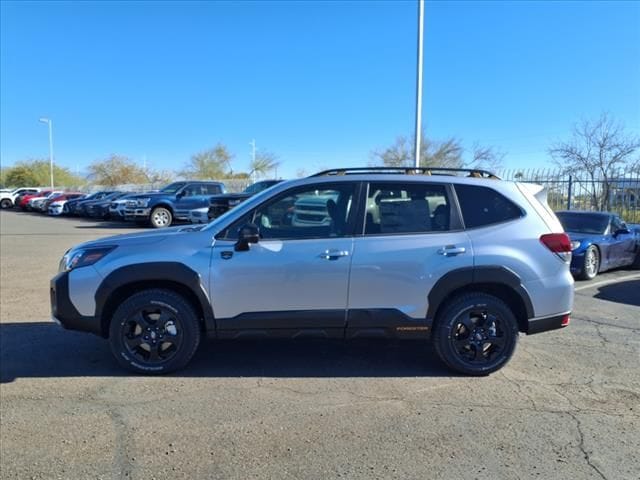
[527,312,571,334]
[50,272,102,336]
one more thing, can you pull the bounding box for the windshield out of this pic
[557,213,609,234]
[243,181,275,195]
[160,182,186,194]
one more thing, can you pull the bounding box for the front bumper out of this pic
[50,272,102,336]
[124,208,151,220]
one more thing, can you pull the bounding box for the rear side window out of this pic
[365,183,453,235]
[202,184,223,195]
[455,184,523,229]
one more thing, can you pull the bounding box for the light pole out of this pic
[414,0,424,168]
[39,117,54,189]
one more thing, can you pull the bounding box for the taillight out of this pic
[540,233,572,262]
[561,314,570,327]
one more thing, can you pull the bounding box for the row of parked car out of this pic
[0,179,283,228]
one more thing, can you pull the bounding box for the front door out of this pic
[609,216,637,267]
[209,182,358,336]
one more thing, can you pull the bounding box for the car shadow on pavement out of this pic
[594,279,640,307]
[74,222,140,229]
[0,322,452,382]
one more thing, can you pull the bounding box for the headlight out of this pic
[571,241,581,250]
[63,246,117,272]
[136,198,151,207]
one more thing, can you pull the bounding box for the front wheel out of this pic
[0,199,12,209]
[150,207,172,228]
[108,289,201,374]
[577,246,599,280]
[433,293,519,376]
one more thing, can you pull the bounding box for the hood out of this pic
[75,224,206,250]
[209,193,251,202]
[125,192,172,200]
[564,231,602,243]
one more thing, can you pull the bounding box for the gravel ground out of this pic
[1,210,639,480]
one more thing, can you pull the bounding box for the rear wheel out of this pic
[150,207,172,228]
[0,199,12,209]
[578,246,599,280]
[108,289,201,374]
[433,293,519,376]
[632,250,640,269]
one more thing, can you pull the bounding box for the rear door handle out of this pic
[437,245,466,256]
[319,250,350,260]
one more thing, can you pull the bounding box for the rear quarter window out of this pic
[455,184,523,229]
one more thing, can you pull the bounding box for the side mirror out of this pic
[614,228,630,236]
[235,223,260,251]
[176,191,185,199]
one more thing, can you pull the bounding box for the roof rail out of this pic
[310,166,501,179]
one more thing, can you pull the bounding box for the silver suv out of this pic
[50,167,574,375]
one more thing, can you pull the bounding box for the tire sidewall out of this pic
[582,246,599,280]
[108,289,201,374]
[1,199,11,209]
[434,294,519,376]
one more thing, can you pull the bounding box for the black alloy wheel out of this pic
[121,307,184,364]
[433,293,519,376]
[109,289,201,374]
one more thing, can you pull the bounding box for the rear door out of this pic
[347,181,472,334]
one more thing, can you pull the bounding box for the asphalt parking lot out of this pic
[1,210,638,480]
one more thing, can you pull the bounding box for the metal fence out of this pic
[499,167,640,223]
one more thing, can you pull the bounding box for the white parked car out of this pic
[48,200,67,216]
[0,187,41,209]
[28,191,63,211]
[189,207,210,224]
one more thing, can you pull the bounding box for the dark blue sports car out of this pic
[556,211,640,280]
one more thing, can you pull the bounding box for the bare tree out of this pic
[371,134,502,171]
[181,143,233,179]
[88,155,147,186]
[469,143,505,171]
[249,151,280,179]
[549,113,640,210]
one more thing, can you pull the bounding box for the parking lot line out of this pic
[574,273,640,292]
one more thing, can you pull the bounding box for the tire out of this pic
[433,293,519,376]
[577,245,599,280]
[150,207,172,228]
[0,199,12,209]
[632,250,640,269]
[108,289,201,374]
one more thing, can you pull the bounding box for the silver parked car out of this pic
[51,167,574,375]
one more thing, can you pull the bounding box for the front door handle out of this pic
[318,250,350,260]
[437,245,467,256]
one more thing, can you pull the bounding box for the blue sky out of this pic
[1,0,639,178]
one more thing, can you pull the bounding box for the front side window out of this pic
[364,183,452,235]
[222,183,356,240]
[610,216,625,233]
[455,184,523,229]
